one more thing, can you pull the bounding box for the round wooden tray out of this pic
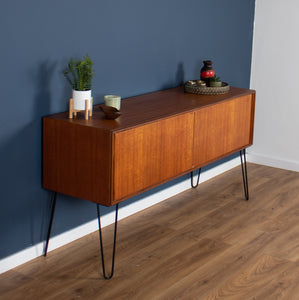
[184,81,230,95]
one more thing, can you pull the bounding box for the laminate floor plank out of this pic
[156,231,275,300]
[201,254,292,300]
[99,239,230,300]
[1,163,299,300]
[252,260,299,300]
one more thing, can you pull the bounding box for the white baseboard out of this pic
[247,152,299,172]
[0,157,240,274]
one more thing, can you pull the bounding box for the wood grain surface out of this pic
[43,118,113,205]
[193,95,254,168]
[113,112,194,202]
[2,163,299,299]
[46,86,255,133]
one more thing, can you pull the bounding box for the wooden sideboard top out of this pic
[45,86,255,132]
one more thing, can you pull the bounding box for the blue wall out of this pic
[0,0,255,259]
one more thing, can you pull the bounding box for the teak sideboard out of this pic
[43,86,255,206]
[42,86,255,278]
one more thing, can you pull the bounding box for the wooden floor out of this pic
[1,163,299,299]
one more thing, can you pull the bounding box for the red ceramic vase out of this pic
[200,60,215,84]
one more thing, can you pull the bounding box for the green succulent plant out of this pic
[63,54,95,91]
[210,75,221,82]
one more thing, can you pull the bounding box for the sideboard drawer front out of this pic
[113,113,194,202]
[193,95,254,167]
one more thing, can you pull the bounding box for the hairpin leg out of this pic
[97,203,119,280]
[240,149,249,200]
[44,192,57,256]
[191,168,201,188]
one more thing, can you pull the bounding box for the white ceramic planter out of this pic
[72,90,92,110]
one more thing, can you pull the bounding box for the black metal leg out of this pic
[97,203,119,280]
[44,192,57,256]
[191,168,201,188]
[240,149,249,200]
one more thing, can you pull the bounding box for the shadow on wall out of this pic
[33,61,56,116]
[176,62,185,86]
[160,62,185,91]
[0,60,59,258]
[194,59,203,79]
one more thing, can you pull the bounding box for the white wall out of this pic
[249,0,299,172]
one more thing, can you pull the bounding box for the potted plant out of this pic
[209,75,222,87]
[64,54,95,110]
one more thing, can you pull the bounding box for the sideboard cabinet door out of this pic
[112,112,194,202]
[193,95,255,167]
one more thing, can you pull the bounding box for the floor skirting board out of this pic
[0,156,244,274]
[1,154,298,274]
[248,152,299,172]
